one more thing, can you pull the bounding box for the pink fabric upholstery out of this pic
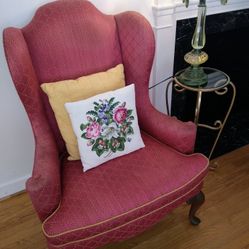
[43,133,208,249]
[22,0,122,153]
[3,28,61,221]
[3,1,209,248]
[115,12,197,154]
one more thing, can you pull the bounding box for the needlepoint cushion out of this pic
[41,64,125,160]
[65,84,145,171]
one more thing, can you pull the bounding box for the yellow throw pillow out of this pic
[41,64,125,160]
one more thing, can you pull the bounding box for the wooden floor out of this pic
[1,145,249,249]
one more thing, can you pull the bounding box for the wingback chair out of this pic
[3,1,209,248]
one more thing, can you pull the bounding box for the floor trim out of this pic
[0,175,30,200]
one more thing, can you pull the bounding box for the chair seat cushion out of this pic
[42,133,208,248]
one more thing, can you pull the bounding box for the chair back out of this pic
[4,0,155,154]
[5,0,123,153]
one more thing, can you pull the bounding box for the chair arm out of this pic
[26,120,61,222]
[115,12,196,153]
[3,27,61,221]
[139,103,197,154]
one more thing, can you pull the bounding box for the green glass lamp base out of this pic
[177,66,208,86]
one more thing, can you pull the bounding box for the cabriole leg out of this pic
[188,191,205,225]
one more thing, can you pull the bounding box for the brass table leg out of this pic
[165,81,186,115]
[165,79,174,115]
[166,79,236,169]
[194,91,202,124]
[208,82,236,160]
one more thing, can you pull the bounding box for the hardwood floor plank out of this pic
[0,194,46,249]
[1,145,249,249]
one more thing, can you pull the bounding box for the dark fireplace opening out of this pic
[173,9,249,158]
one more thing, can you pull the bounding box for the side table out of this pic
[166,67,236,161]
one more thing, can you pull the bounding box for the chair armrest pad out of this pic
[139,104,197,154]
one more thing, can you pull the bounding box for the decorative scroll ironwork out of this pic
[207,82,236,159]
[174,83,186,92]
[215,87,228,95]
[198,120,223,130]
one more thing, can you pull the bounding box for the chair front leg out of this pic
[188,191,205,225]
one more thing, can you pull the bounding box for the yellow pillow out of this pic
[41,64,125,160]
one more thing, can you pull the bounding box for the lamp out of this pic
[178,0,228,86]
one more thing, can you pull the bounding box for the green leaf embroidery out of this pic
[117,137,125,151]
[109,101,120,112]
[86,110,98,117]
[81,133,90,139]
[127,126,134,135]
[108,97,115,106]
[80,123,87,131]
[109,137,126,152]
[127,109,132,117]
[109,138,117,153]
[92,138,109,157]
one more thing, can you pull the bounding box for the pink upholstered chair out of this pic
[3,1,209,248]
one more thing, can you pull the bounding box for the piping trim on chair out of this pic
[42,158,209,240]
[47,180,204,248]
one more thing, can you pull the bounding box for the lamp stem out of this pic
[192,0,207,50]
[177,0,208,86]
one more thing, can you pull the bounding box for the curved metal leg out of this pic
[208,82,236,159]
[165,79,174,115]
[194,91,202,124]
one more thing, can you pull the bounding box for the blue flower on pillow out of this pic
[80,97,135,157]
[97,99,109,123]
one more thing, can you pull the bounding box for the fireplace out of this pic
[151,0,249,158]
[172,8,249,158]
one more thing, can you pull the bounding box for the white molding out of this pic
[0,174,30,199]
[153,0,249,11]
[150,0,249,114]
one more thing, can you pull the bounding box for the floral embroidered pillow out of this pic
[65,84,145,171]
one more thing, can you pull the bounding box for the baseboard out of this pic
[0,175,30,199]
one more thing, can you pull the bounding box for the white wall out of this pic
[0,0,154,198]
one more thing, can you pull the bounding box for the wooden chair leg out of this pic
[188,191,205,225]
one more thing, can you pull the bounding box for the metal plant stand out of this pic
[166,67,236,162]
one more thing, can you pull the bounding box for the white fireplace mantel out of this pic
[150,0,249,114]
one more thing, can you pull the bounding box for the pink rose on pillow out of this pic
[86,122,101,139]
[114,107,127,124]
